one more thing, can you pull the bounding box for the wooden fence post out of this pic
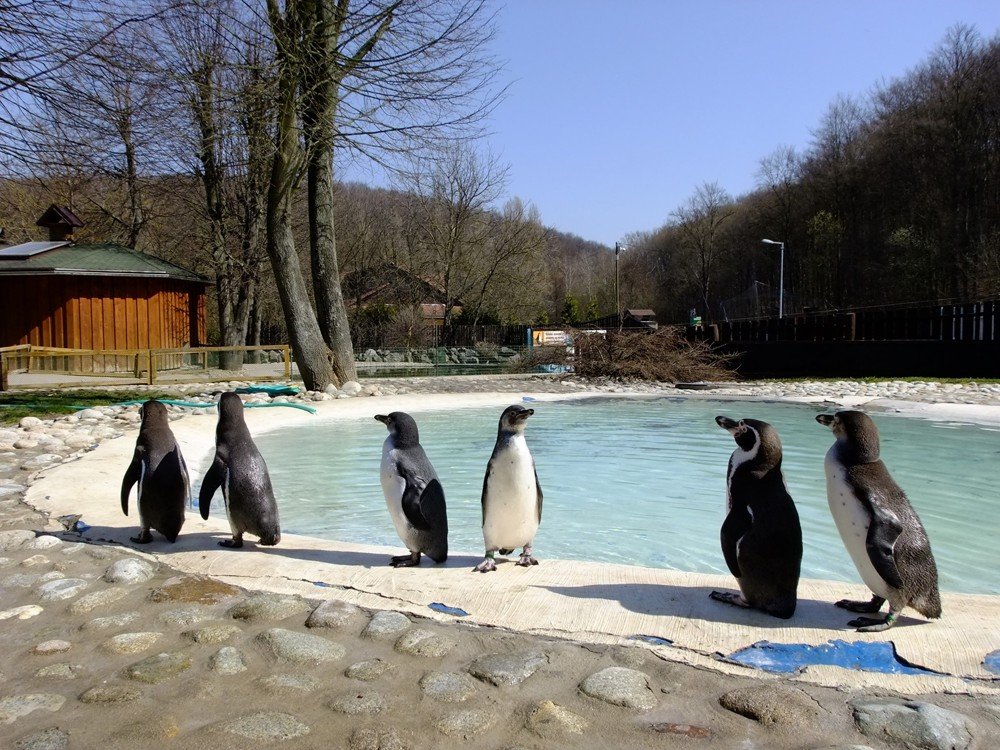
[283,346,291,380]
[148,350,157,385]
[0,354,7,391]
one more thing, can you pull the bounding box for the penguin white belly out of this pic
[824,451,893,599]
[380,441,415,546]
[483,438,538,550]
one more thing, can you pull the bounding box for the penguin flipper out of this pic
[415,478,447,533]
[177,447,191,506]
[865,505,904,590]
[720,506,750,579]
[480,459,494,527]
[534,466,543,523]
[401,478,439,532]
[121,448,143,516]
[199,456,225,521]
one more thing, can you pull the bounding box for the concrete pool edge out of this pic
[23,388,1000,696]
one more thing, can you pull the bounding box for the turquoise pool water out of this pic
[253,397,1000,595]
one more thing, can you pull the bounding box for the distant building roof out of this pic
[0,242,210,284]
[36,204,84,229]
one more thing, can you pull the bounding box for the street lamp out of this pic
[614,242,621,318]
[761,238,785,318]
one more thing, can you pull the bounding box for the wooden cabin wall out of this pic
[0,276,207,350]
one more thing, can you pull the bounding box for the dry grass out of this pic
[574,328,736,382]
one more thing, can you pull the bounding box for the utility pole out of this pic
[614,241,621,326]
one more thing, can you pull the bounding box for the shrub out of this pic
[575,327,735,382]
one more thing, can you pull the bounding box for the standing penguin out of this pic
[375,412,448,567]
[199,392,281,548]
[475,405,543,573]
[817,410,941,631]
[121,399,189,544]
[711,416,802,618]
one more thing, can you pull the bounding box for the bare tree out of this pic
[673,181,735,321]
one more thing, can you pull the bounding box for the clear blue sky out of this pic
[343,2,1000,248]
[484,1,1000,246]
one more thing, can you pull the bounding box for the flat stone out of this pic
[124,652,192,684]
[468,651,547,686]
[256,627,346,663]
[59,543,85,556]
[306,599,359,628]
[528,700,589,736]
[210,646,247,675]
[23,536,62,550]
[20,555,50,567]
[229,593,309,622]
[850,697,975,750]
[346,658,394,681]
[329,691,387,715]
[720,685,819,726]
[340,380,363,395]
[102,632,161,655]
[349,727,407,750]
[419,672,478,702]
[362,610,410,639]
[81,612,139,631]
[0,694,65,724]
[436,707,497,738]
[218,712,310,741]
[149,575,240,604]
[580,666,656,710]
[158,605,212,627]
[257,674,320,695]
[0,605,43,620]
[34,663,79,680]
[184,624,241,644]
[103,558,155,584]
[5,571,63,587]
[650,722,713,739]
[69,587,128,614]
[19,417,43,429]
[79,685,142,704]
[32,640,71,655]
[0,530,34,551]
[20,454,63,471]
[394,628,456,658]
[14,727,69,750]
[36,578,88,601]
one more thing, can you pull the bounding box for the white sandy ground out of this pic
[24,389,1000,696]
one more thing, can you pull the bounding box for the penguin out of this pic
[711,416,802,619]
[199,392,281,548]
[120,399,189,544]
[475,404,543,573]
[375,412,448,567]
[816,410,941,631]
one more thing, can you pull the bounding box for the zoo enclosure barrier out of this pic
[0,344,291,390]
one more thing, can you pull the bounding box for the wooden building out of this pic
[0,206,210,350]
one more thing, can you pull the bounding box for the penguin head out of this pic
[375,411,420,447]
[816,410,880,462]
[498,404,534,434]
[217,391,246,422]
[139,399,168,426]
[716,415,782,467]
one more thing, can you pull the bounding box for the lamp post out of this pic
[614,242,621,319]
[761,238,785,318]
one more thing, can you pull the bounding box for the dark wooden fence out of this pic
[353,324,530,350]
[694,300,1000,344]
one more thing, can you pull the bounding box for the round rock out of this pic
[329,691,387,716]
[257,674,320,695]
[345,658,394,681]
[124,652,192,684]
[349,727,407,750]
[0,694,65,724]
[69,587,128,615]
[719,685,819,726]
[306,599,359,628]
[32,640,71,656]
[149,575,240,604]
[0,530,35,551]
[528,700,589,736]
[1,605,43,621]
[23,536,62,551]
[229,593,310,623]
[210,646,247,675]
[419,672,478,703]
[255,627,346,664]
[81,612,139,631]
[436,707,497,738]
[36,578,88,601]
[184,624,241,644]
[850,697,975,750]
[467,651,547,686]
[394,628,456,658]
[14,727,69,750]
[34,663,78,680]
[102,632,161,655]
[103,558,155,585]
[79,685,142,704]
[579,667,656,710]
[218,712,310,741]
[362,610,410,639]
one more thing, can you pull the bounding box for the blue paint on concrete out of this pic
[984,650,1000,675]
[630,634,674,647]
[429,602,469,617]
[726,639,939,676]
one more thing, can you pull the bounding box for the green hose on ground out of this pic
[75,399,317,414]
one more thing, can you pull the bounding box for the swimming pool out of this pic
[252,397,1000,595]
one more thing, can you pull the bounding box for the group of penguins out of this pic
[120,392,941,633]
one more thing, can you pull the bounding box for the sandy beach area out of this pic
[2,374,998,749]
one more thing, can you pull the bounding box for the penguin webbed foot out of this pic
[391,552,421,568]
[130,530,152,544]
[473,557,497,573]
[835,595,885,613]
[219,538,244,549]
[710,590,750,608]
[850,614,897,632]
[515,554,538,567]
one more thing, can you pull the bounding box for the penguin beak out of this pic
[374,414,390,425]
[514,408,534,422]
[815,414,834,427]
[715,415,743,435]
